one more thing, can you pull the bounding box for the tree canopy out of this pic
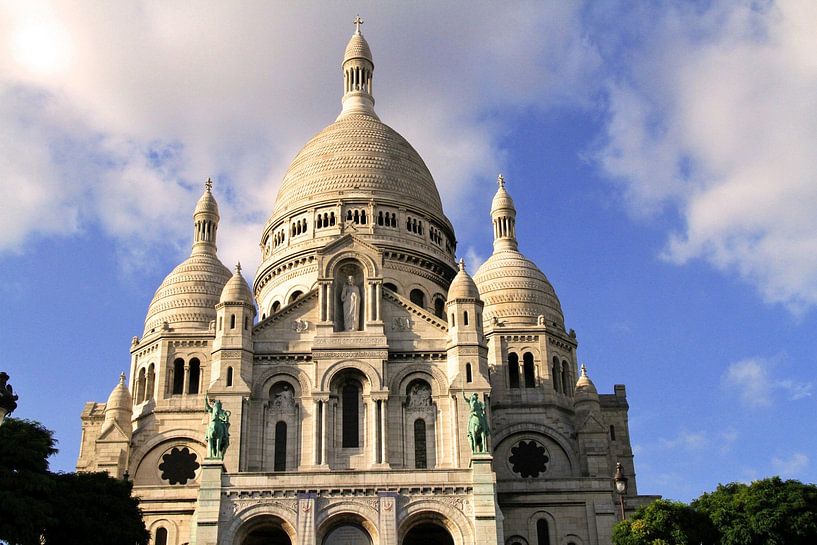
[0,418,149,545]
[613,478,817,545]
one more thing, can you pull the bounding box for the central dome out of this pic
[271,113,445,221]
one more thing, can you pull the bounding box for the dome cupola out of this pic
[339,16,377,119]
[220,263,255,308]
[474,175,564,328]
[447,259,480,300]
[143,179,232,336]
[100,373,132,436]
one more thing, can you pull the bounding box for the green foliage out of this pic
[692,477,817,545]
[612,499,717,545]
[0,418,149,545]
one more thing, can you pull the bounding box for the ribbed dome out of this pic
[105,373,132,411]
[270,113,446,221]
[144,253,231,335]
[344,32,372,64]
[194,182,219,217]
[448,260,480,300]
[220,264,254,306]
[491,177,515,214]
[474,249,564,328]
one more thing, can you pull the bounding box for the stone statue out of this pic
[341,275,360,331]
[408,383,432,409]
[463,392,490,454]
[204,396,231,459]
[0,372,18,420]
[273,385,295,409]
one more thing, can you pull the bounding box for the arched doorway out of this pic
[242,524,291,545]
[403,522,454,545]
[323,524,371,545]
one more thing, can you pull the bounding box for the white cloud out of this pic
[0,2,599,278]
[594,0,817,311]
[772,452,809,478]
[722,357,812,407]
[658,429,707,451]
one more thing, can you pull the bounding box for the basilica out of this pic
[77,22,654,545]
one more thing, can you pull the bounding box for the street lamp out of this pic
[613,462,628,520]
[0,372,19,426]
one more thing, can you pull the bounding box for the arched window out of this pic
[414,419,427,469]
[154,527,168,545]
[188,358,201,394]
[289,291,302,303]
[508,353,520,389]
[272,301,281,313]
[610,425,616,441]
[146,364,155,401]
[226,366,233,387]
[136,368,146,404]
[523,352,535,388]
[434,297,445,319]
[244,316,249,330]
[384,282,398,293]
[410,289,425,308]
[230,314,236,329]
[172,358,185,395]
[342,383,360,448]
[464,311,469,325]
[218,316,223,330]
[561,359,569,394]
[537,519,549,545]
[552,357,560,392]
[465,363,473,383]
[274,421,287,471]
[450,313,456,326]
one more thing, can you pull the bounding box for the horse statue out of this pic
[205,396,231,460]
[463,392,490,453]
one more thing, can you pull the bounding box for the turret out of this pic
[212,263,256,389]
[574,365,610,477]
[446,259,489,388]
[338,16,378,119]
[94,373,133,478]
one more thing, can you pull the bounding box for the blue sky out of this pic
[1,1,815,502]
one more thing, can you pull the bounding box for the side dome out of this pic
[473,249,564,327]
[220,263,254,306]
[270,114,446,222]
[144,253,232,335]
[143,181,232,336]
[448,259,480,300]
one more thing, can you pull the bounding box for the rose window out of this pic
[509,440,549,478]
[159,446,200,485]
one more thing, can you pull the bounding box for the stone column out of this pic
[378,492,399,545]
[369,396,378,464]
[320,399,329,467]
[380,398,388,465]
[183,364,190,396]
[297,493,317,545]
[375,281,382,321]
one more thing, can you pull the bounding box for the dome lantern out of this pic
[339,15,378,120]
[491,174,518,252]
[192,178,220,256]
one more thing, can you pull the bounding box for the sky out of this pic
[1,0,816,502]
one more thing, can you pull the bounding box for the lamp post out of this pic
[613,462,628,520]
[0,371,19,426]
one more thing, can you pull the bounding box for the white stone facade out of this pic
[77,23,656,545]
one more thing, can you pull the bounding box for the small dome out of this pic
[491,175,515,214]
[344,32,373,65]
[194,179,219,218]
[474,249,564,328]
[105,373,132,411]
[448,259,480,300]
[575,364,598,396]
[144,253,232,335]
[220,263,255,306]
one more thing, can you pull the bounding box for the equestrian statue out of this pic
[463,392,490,454]
[205,396,231,460]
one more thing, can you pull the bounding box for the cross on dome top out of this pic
[353,15,364,34]
[205,177,213,192]
[497,174,505,188]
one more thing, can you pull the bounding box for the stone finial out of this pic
[497,173,505,188]
[581,363,588,377]
[205,177,213,192]
[458,258,466,271]
[119,372,126,385]
[353,15,364,34]
[235,262,242,274]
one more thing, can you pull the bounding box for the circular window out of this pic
[158,446,200,485]
[508,439,549,478]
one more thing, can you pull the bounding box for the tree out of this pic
[692,477,817,545]
[0,418,149,545]
[612,499,717,545]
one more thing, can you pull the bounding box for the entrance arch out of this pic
[323,524,372,545]
[403,522,454,545]
[234,515,294,545]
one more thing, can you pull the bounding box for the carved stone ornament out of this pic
[407,383,432,410]
[391,316,412,331]
[292,318,310,333]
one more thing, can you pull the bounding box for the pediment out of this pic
[579,413,606,433]
[318,233,381,258]
[97,420,129,442]
[382,290,448,346]
[254,289,319,341]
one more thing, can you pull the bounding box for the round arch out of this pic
[324,250,380,279]
[129,431,206,483]
[397,501,473,545]
[224,506,297,545]
[390,364,448,398]
[316,505,379,545]
[492,423,579,475]
[321,359,383,392]
[254,366,313,399]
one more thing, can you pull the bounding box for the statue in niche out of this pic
[272,384,295,409]
[341,275,360,331]
[407,382,432,410]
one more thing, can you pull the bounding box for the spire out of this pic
[338,15,378,120]
[192,177,220,255]
[490,173,518,251]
